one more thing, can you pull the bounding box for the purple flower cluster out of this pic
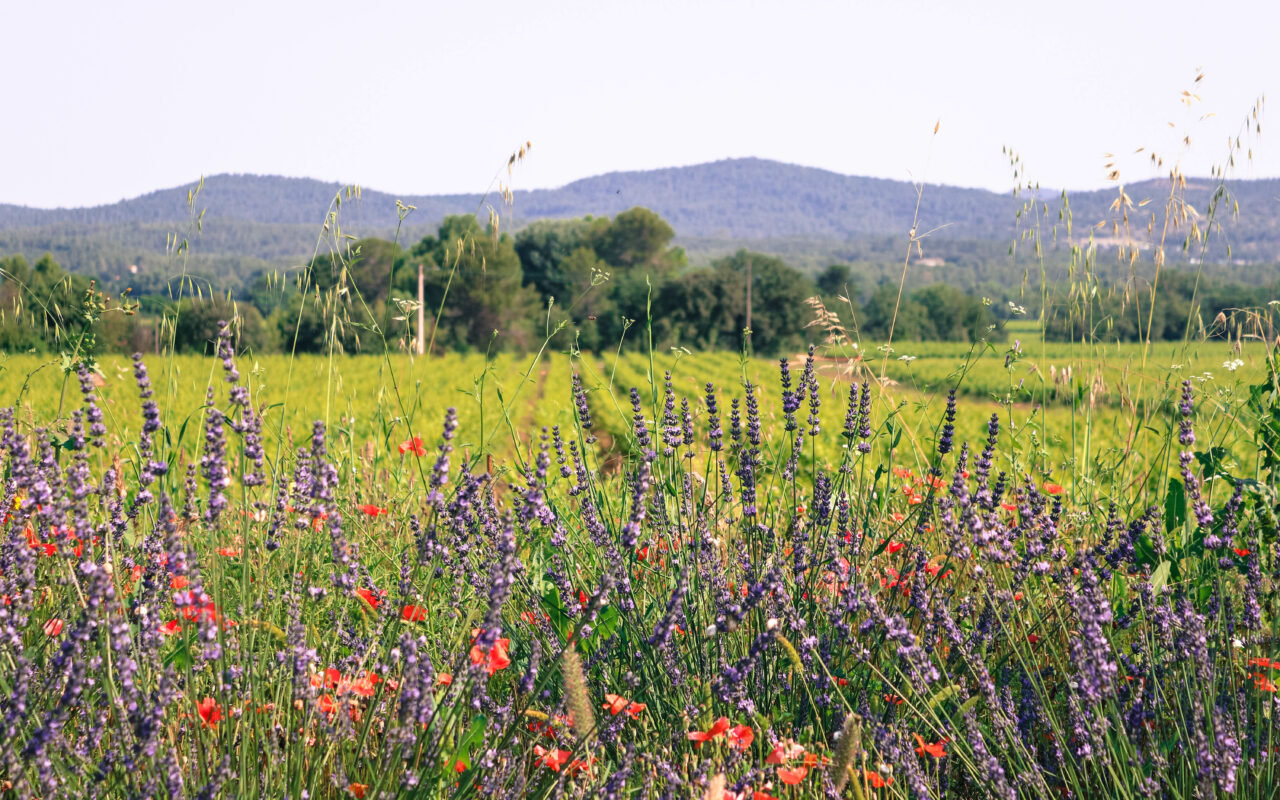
[0,334,1270,799]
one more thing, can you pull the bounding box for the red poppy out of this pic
[863,769,893,788]
[914,733,947,758]
[216,547,240,558]
[359,504,388,517]
[1234,548,1251,557]
[923,563,951,579]
[603,693,646,719]
[470,638,512,675]
[318,694,338,714]
[777,766,808,785]
[1043,482,1064,495]
[454,761,467,773]
[727,724,754,750]
[687,716,732,747]
[348,672,380,698]
[1249,657,1280,670]
[886,541,905,555]
[766,739,806,765]
[436,672,453,686]
[399,437,427,457]
[196,697,222,728]
[43,618,64,637]
[355,588,381,610]
[310,667,341,689]
[160,620,182,636]
[1027,634,1040,645]
[534,746,573,771]
[567,757,595,776]
[889,512,906,523]
[401,605,428,622]
[178,593,223,625]
[349,783,368,798]
[1001,503,1018,513]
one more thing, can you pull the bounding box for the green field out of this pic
[1,327,1269,503]
[6,321,1280,798]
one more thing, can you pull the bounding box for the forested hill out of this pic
[6,158,1279,241]
[0,160,1014,236]
[2,159,1278,284]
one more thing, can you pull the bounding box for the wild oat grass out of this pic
[1,78,1276,800]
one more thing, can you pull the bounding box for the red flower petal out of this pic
[777,766,808,785]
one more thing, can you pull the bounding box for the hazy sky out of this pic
[4,0,1278,209]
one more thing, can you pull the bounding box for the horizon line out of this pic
[4,155,1276,214]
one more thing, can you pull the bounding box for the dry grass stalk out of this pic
[832,712,863,794]
[704,773,725,800]
[561,647,595,742]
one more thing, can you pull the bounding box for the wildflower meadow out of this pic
[4,301,1280,800]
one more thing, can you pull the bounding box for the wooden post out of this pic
[416,263,426,355]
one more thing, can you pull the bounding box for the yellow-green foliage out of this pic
[0,330,1268,504]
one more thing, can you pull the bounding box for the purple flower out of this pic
[1178,379,1196,446]
[705,383,723,452]
[938,388,956,456]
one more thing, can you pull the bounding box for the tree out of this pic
[410,215,539,352]
[307,237,409,307]
[0,253,94,352]
[515,218,595,304]
[652,250,815,356]
[860,283,933,342]
[912,284,1000,342]
[816,263,857,298]
[170,298,274,354]
[590,207,684,273]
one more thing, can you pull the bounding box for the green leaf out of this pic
[1164,477,1187,539]
[926,684,959,710]
[1194,446,1235,482]
[592,606,620,647]
[1150,560,1171,595]
[540,588,572,642]
[450,713,488,774]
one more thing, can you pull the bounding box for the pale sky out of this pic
[4,0,1278,209]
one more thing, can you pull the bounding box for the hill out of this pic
[2,159,1278,290]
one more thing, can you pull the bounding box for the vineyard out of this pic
[1,328,1267,497]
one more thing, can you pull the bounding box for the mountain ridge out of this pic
[2,159,1278,290]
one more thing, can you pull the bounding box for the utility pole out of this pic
[416,263,426,355]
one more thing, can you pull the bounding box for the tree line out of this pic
[2,206,1274,358]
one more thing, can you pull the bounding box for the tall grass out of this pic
[0,84,1277,800]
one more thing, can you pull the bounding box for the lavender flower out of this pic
[938,388,956,456]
